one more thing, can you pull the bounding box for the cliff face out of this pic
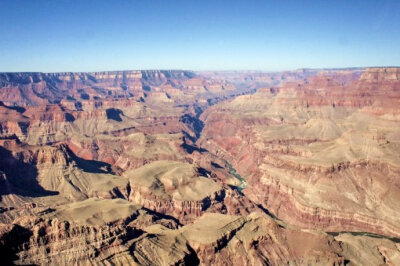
[1,68,400,265]
[0,70,235,106]
[0,70,173,105]
[199,68,400,239]
[3,212,398,265]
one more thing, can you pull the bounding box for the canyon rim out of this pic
[1,0,400,265]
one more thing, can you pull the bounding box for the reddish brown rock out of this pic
[1,68,400,265]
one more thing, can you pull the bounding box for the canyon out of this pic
[1,68,400,265]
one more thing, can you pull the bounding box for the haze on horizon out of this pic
[0,0,399,72]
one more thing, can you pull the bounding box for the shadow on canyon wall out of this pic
[0,146,59,200]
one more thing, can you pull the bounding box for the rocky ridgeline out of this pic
[1,68,400,265]
[3,211,378,265]
[199,68,400,239]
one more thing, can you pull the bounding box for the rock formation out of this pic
[1,68,400,265]
[199,67,400,238]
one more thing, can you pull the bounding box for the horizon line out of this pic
[1,66,400,75]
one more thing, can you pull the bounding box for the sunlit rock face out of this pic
[199,68,400,238]
[1,68,400,265]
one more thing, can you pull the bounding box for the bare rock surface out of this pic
[199,67,400,238]
[1,68,400,265]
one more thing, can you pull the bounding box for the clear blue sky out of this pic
[0,0,399,72]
